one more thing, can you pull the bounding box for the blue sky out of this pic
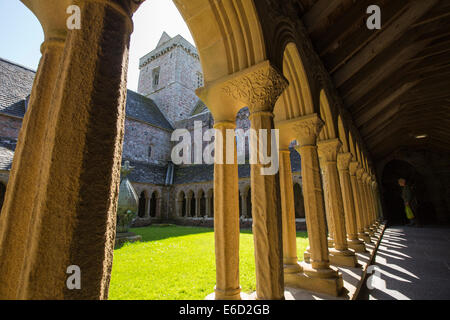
[0,0,195,91]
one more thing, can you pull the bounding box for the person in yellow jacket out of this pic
[398,178,418,226]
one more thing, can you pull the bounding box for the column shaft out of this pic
[213,121,241,300]
[280,150,302,273]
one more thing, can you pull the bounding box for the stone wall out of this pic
[122,118,173,166]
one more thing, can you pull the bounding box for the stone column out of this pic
[354,166,372,243]
[176,199,183,217]
[289,114,343,296]
[211,121,241,299]
[0,0,140,300]
[362,172,375,236]
[186,196,192,218]
[317,140,357,267]
[279,149,302,274]
[241,192,248,218]
[358,171,373,237]
[156,197,162,219]
[0,17,67,299]
[222,61,287,300]
[319,156,334,248]
[337,153,366,253]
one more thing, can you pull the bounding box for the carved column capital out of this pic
[290,114,325,147]
[349,161,360,176]
[222,61,288,112]
[356,168,364,180]
[317,139,342,162]
[337,152,353,171]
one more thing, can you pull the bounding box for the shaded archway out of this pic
[0,182,6,214]
[138,191,147,218]
[293,183,305,218]
[178,191,186,217]
[149,191,157,218]
[198,190,205,217]
[381,159,433,225]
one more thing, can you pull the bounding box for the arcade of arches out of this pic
[0,0,449,300]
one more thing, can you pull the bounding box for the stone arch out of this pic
[318,89,337,141]
[177,190,187,217]
[149,190,158,218]
[206,189,214,217]
[338,115,349,154]
[0,182,6,214]
[138,190,148,218]
[274,42,314,122]
[187,190,195,217]
[172,0,266,83]
[197,189,206,217]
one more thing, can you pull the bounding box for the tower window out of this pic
[152,67,160,88]
[148,145,153,158]
[196,72,203,88]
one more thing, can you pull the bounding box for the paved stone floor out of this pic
[358,225,450,300]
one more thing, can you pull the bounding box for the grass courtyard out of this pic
[109,225,309,300]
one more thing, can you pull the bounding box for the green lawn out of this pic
[109,225,309,300]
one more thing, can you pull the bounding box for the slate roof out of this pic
[124,160,168,185]
[126,90,173,131]
[0,58,35,118]
[0,138,17,171]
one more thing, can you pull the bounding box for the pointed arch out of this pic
[173,0,266,83]
[318,89,337,141]
[338,115,349,153]
[274,42,314,121]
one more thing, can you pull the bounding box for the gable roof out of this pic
[157,32,172,48]
[0,58,35,118]
[126,90,173,131]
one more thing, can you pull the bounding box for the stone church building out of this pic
[0,32,306,226]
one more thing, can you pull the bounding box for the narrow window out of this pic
[148,145,153,159]
[152,67,160,88]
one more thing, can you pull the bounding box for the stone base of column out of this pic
[208,286,243,300]
[285,262,344,297]
[359,232,372,244]
[284,261,303,275]
[329,248,358,268]
[347,239,367,253]
[304,248,311,263]
[328,238,334,248]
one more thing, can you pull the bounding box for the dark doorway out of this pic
[382,160,435,225]
[138,191,147,218]
[150,192,157,217]
[247,189,252,219]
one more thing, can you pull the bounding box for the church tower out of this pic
[137,32,204,126]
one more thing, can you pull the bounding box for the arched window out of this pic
[138,191,147,218]
[152,67,160,88]
[150,192,157,218]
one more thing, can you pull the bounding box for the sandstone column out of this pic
[337,153,366,253]
[279,149,302,275]
[353,165,371,243]
[317,140,357,267]
[186,196,192,217]
[176,198,183,217]
[362,172,375,236]
[287,114,343,296]
[318,156,334,248]
[358,170,373,238]
[0,0,141,299]
[211,121,241,299]
[0,4,67,298]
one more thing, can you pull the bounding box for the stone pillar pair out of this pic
[198,61,287,300]
[0,0,140,299]
[240,192,248,218]
[317,140,357,267]
[278,114,343,297]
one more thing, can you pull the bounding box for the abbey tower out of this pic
[137,32,203,126]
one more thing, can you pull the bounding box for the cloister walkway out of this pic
[358,226,450,300]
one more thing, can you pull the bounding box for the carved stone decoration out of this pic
[337,152,353,171]
[222,62,288,112]
[317,139,342,162]
[291,114,324,147]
